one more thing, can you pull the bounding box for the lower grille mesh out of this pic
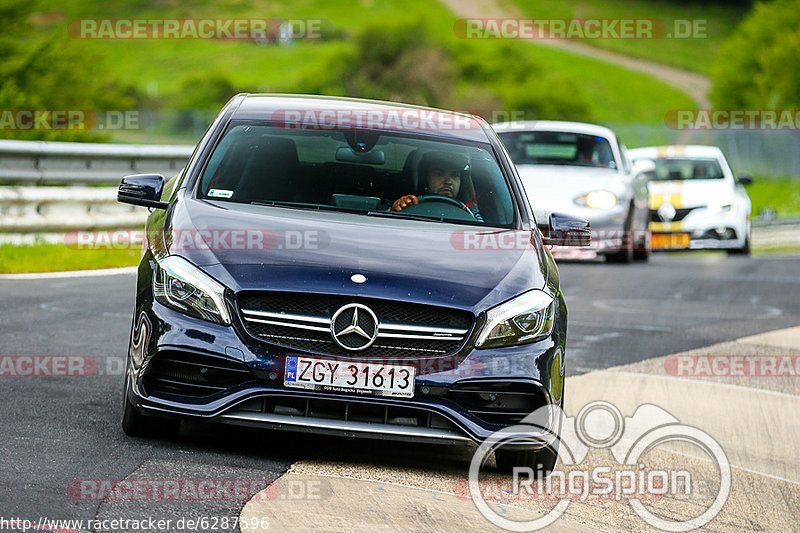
[143,350,254,398]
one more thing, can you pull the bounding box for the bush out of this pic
[711,0,800,108]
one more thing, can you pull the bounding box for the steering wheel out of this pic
[404,194,477,220]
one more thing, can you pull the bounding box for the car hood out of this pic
[648,179,733,209]
[516,165,626,199]
[159,199,547,312]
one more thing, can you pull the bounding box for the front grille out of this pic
[234,395,460,432]
[650,207,695,223]
[446,381,548,427]
[237,291,473,357]
[143,350,255,398]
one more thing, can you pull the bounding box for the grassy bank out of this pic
[0,242,140,273]
[509,0,748,73]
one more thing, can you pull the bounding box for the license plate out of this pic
[652,233,690,250]
[284,356,415,398]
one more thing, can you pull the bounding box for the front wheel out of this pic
[633,228,650,262]
[121,374,179,438]
[605,227,634,263]
[727,231,751,256]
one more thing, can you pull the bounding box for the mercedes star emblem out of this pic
[330,303,379,351]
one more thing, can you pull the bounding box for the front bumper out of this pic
[649,205,748,250]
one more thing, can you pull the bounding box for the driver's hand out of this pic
[390,195,418,211]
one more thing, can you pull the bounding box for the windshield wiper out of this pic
[367,210,445,223]
[251,200,355,213]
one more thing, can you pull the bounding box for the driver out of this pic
[390,151,482,221]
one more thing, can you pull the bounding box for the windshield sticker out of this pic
[208,189,234,198]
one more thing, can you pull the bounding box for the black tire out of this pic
[605,228,634,263]
[121,375,179,438]
[633,229,650,262]
[494,443,559,477]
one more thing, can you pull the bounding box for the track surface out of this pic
[1,254,798,530]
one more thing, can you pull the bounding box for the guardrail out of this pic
[0,139,193,232]
[2,139,799,238]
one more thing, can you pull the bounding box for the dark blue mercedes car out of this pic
[117,94,589,472]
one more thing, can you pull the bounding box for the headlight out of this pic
[575,190,617,209]
[475,290,555,348]
[153,256,231,325]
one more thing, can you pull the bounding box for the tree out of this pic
[711,0,800,108]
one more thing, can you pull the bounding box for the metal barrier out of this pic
[0,139,193,232]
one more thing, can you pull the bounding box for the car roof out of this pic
[230,93,492,143]
[628,145,724,159]
[491,120,617,140]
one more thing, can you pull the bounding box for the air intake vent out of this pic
[446,381,547,426]
[143,350,254,398]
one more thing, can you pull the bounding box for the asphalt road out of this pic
[1,253,799,532]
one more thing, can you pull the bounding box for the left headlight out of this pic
[153,256,231,325]
[575,190,617,209]
[475,290,555,349]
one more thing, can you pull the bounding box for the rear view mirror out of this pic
[539,213,591,247]
[632,158,656,178]
[736,173,753,186]
[118,174,168,209]
[335,147,385,165]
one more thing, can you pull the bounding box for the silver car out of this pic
[493,121,651,263]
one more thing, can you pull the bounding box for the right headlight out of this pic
[153,255,231,325]
[475,289,555,349]
[575,190,617,209]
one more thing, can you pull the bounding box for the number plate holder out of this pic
[284,356,416,398]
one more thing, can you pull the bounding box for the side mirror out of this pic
[632,158,656,178]
[118,174,168,209]
[736,173,753,186]
[538,212,591,247]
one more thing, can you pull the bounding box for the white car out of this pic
[493,120,651,263]
[628,145,752,255]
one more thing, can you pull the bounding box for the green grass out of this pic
[0,242,140,273]
[30,0,696,136]
[507,0,748,74]
[747,178,800,219]
[507,44,695,124]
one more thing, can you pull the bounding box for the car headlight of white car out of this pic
[153,255,231,325]
[476,289,555,348]
[574,190,617,209]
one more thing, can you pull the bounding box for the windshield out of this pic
[498,131,617,169]
[646,157,725,180]
[197,123,516,227]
